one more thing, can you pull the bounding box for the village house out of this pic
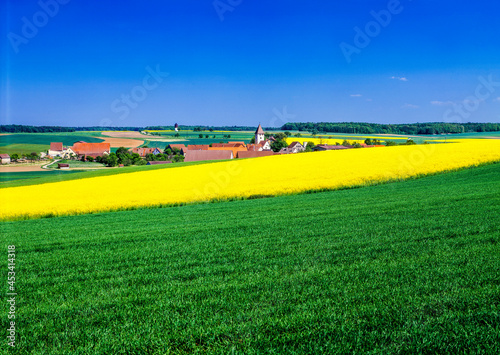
[313,145,351,151]
[184,150,233,162]
[288,141,305,153]
[0,154,11,164]
[129,147,162,157]
[48,142,75,158]
[72,142,111,159]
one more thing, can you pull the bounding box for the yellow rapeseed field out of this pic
[286,138,366,145]
[1,139,499,220]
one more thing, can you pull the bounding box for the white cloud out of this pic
[350,94,362,97]
[402,103,419,109]
[494,97,500,102]
[391,76,408,82]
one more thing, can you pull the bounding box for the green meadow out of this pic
[0,163,499,354]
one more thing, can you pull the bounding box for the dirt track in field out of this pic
[0,164,45,172]
[100,137,144,148]
[102,131,146,139]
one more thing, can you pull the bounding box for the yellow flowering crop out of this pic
[286,138,366,145]
[1,139,499,220]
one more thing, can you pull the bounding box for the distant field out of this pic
[0,144,48,155]
[0,134,104,146]
[1,163,499,353]
[0,170,83,183]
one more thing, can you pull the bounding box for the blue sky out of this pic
[2,0,500,127]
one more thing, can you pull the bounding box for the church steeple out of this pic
[255,124,265,144]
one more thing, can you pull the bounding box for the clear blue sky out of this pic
[2,0,500,127]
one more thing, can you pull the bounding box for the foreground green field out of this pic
[1,163,499,353]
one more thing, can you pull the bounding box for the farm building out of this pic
[288,142,305,153]
[184,150,233,162]
[72,142,111,158]
[314,145,351,151]
[166,144,186,151]
[129,147,162,157]
[147,161,172,165]
[208,145,247,158]
[237,151,275,159]
[48,143,75,158]
[0,154,11,164]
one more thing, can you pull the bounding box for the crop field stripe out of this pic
[1,139,499,220]
[0,163,499,353]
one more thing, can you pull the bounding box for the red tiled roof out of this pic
[50,142,63,151]
[184,150,233,162]
[129,147,160,157]
[72,142,111,156]
[0,154,10,159]
[238,151,275,159]
[167,144,186,150]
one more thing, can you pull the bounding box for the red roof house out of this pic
[72,142,111,158]
[184,150,233,162]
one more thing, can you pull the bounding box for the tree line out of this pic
[280,122,500,135]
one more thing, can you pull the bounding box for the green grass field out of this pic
[1,163,499,354]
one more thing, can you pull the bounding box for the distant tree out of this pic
[131,153,141,165]
[385,140,397,146]
[249,137,256,144]
[304,141,316,152]
[212,135,216,138]
[294,133,302,138]
[364,138,373,145]
[173,155,185,163]
[116,147,128,156]
[86,156,94,162]
[106,153,118,167]
[10,153,19,162]
[284,131,291,137]
[209,128,213,132]
[342,140,351,147]
[199,134,203,138]
[145,153,156,162]
[80,155,86,162]
[174,133,180,138]
[205,135,209,138]
[164,148,172,155]
[352,143,362,148]
[274,132,287,141]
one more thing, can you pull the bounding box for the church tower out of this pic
[255,124,265,144]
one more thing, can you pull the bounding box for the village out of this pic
[0,125,386,169]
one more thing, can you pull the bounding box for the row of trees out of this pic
[281,122,500,135]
